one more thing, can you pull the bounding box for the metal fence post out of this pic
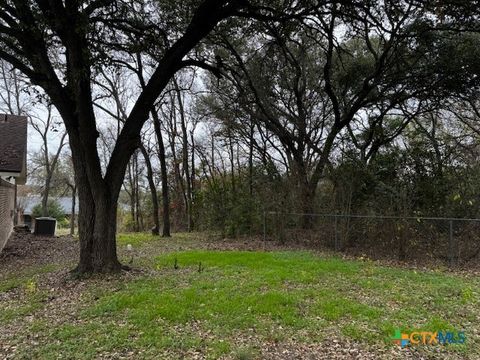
[449,220,454,267]
[334,215,339,251]
[263,210,267,250]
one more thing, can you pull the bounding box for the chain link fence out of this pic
[263,211,480,267]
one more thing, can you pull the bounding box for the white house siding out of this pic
[0,178,15,252]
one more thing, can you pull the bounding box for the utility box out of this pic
[34,217,56,236]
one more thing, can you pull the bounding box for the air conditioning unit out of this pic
[34,217,57,236]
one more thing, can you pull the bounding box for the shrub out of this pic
[31,199,66,222]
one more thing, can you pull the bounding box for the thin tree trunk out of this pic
[228,134,236,194]
[41,176,51,217]
[211,134,215,173]
[126,160,136,231]
[151,109,171,237]
[134,153,141,231]
[190,130,196,211]
[248,122,254,197]
[37,111,67,217]
[70,185,76,236]
[174,79,193,231]
[140,144,160,235]
[168,99,188,230]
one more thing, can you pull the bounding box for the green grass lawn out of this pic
[1,233,479,359]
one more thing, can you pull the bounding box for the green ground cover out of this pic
[0,233,478,359]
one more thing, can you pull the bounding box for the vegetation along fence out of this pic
[263,211,480,267]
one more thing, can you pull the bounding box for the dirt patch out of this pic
[0,232,78,277]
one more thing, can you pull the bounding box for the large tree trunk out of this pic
[68,106,123,273]
[300,181,316,229]
[291,159,317,229]
[75,172,122,273]
[91,195,120,271]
